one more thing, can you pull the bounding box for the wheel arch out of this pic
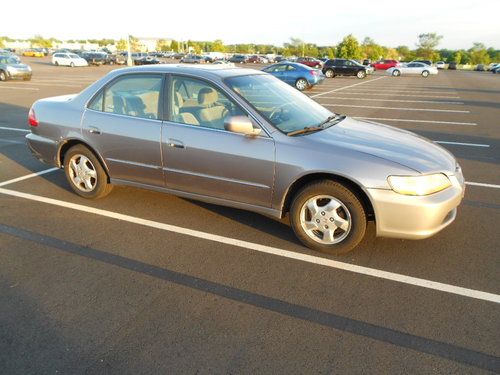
[58,139,111,182]
[280,172,375,221]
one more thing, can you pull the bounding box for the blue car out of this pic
[262,62,325,91]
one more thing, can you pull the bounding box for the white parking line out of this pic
[466,182,500,189]
[0,126,30,133]
[345,88,455,95]
[435,141,490,148]
[355,117,477,126]
[316,97,463,105]
[0,185,499,304]
[0,86,40,91]
[310,76,387,98]
[0,168,59,188]
[323,104,469,113]
[334,92,461,99]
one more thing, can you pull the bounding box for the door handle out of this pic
[88,126,101,135]
[166,139,185,149]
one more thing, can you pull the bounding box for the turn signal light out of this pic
[28,108,38,126]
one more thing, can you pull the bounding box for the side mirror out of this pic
[224,116,262,136]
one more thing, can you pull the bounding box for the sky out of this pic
[2,0,498,49]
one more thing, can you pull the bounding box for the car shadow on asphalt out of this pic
[1,222,498,374]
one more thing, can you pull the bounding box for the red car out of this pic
[371,59,399,70]
[297,57,323,69]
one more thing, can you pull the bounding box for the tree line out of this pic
[1,33,498,64]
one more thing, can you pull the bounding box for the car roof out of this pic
[108,64,267,80]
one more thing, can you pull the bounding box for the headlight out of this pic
[6,66,16,73]
[388,174,451,196]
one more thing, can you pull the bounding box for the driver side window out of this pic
[170,76,247,131]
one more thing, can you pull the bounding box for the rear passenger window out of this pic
[102,74,163,119]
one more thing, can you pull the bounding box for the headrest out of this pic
[198,88,218,106]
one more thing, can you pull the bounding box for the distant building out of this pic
[135,37,172,52]
[4,40,30,51]
[55,42,100,51]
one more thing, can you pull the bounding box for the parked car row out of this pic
[0,54,32,81]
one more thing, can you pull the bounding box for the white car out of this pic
[52,53,88,67]
[387,62,438,77]
[436,61,446,69]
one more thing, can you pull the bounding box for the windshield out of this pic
[225,74,336,134]
[0,56,21,64]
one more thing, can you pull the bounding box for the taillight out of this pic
[310,70,318,76]
[28,108,39,126]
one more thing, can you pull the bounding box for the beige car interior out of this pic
[173,85,229,129]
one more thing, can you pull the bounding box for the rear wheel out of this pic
[63,144,113,199]
[70,62,75,68]
[295,78,308,91]
[356,70,366,79]
[392,69,401,77]
[290,180,367,255]
[54,61,59,66]
[422,70,429,77]
[0,70,7,81]
[325,69,334,78]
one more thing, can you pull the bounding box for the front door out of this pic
[81,73,165,187]
[162,75,275,208]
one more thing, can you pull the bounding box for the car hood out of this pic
[307,117,456,173]
[8,63,29,69]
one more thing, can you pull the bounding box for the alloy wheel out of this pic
[68,154,98,192]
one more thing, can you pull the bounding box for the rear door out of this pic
[81,73,165,187]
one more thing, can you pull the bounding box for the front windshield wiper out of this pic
[287,126,324,136]
[287,115,345,136]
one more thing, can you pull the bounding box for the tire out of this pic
[23,77,31,81]
[54,61,59,66]
[63,144,113,199]
[325,69,334,78]
[422,70,429,77]
[392,69,401,77]
[295,78,308,91]
[356,70,366,79]
[289,180,367,255]
[70,62,75,68]
[0,70,7,81]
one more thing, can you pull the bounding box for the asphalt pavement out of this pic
[1,57,499,374]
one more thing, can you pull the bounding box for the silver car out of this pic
[0,55,32,81]
[26,65,464,255]
[387,62,439,77]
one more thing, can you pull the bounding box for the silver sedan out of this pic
[387,62,439,77]
[26,65,463,255]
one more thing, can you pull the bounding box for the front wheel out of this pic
[392,69,401,77]
[290,180,367,255]
[325,69,334,78]
[70,62,75,68]
[64,144,113,199]
[0,70,7,81]
[422,70,429,77]
[295,78,308,91]
[356,70,366,79]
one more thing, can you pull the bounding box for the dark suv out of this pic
[322,59,368,79]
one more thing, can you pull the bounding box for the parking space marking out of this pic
[0,126,29,133]
[334,92,461,99]
[323,104,469,113]
[346,88,456,95]
[310,76,387,98]
[316,97,463,105]
[435,141,490,148]
[466,182,500,189]
[354,117,477,126]
[0,186,499,304]
[0,86,40,91]
[0,168,59,188]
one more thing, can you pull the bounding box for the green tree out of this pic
[170,40,179,52]
[336,34,361,60]
[395,45,415,61]
[486,47,499,62]
[416,33,442,60]
[469,42,491,64]
[361,37,384,60]
[116,39,127,51]
[0,38,4,48]
[156,39,171,52]
[29,34,53,48]
[211,39,225,52]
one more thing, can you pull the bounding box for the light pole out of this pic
[127,35,133,66]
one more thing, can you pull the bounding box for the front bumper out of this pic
[368,173,465,240]
[7,70,32,80]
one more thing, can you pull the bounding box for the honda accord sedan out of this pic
[26,65,465,255]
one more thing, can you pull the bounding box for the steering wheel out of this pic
[269,102,292,124]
